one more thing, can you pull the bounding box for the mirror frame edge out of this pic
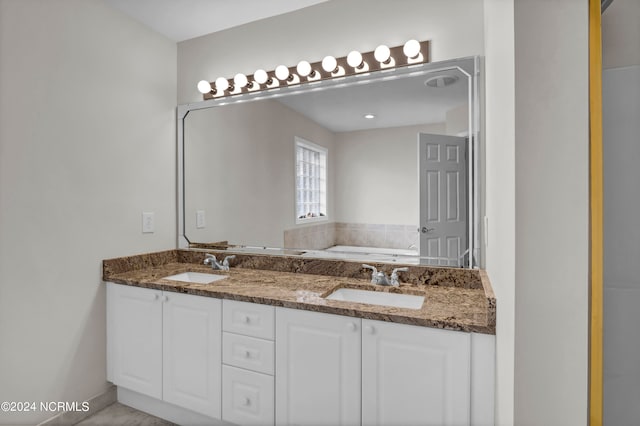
[176,56,483,269]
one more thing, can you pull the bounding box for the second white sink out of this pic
[325,288,424,310]
[163,272,228,284]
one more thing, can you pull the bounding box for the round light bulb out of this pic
[322,55,338,73]
[254,69,269,85]
[233,73,248,88]
[374,44,391,63]
[403,39,421,59]
[215,77,229,92]
[197,80,212,94]
[275,65,290,81]
[296,60,312,77]
[346,51,363,68]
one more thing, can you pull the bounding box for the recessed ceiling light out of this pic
[364,114,376,119]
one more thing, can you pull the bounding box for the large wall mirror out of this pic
[178,56,481,268]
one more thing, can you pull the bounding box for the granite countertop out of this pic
[103,250,495,335]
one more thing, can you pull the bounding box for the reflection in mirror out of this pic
[179,57,480,268]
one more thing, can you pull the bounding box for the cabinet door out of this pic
[362,319,471,426]
[275,308,361,426]
[107,283,162,399]
[163,291,222,419]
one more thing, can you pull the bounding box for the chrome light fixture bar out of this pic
[197,40,430,100]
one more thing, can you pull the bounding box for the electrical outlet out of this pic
[142,212,155,233]
[196,210,206,229]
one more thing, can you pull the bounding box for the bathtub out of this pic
[302,245,419,264]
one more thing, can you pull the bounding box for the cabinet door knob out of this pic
[243,397,251,406]
[153,293,159,301]
[245,350,251,358]
[364,325,375,335]
[346,322,357,332]
[162,295,169,302]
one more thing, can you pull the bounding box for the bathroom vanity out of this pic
[104,249,495,426]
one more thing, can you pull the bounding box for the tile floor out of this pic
[74,403,175,426]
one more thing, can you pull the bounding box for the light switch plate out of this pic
[142,212,155,233]
[196,210,206,229]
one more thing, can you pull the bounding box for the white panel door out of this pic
[275,307,361,426]
[362,319,471,426]
[419,133,467,266]
[107,283,162,399]
[163,291,222,419]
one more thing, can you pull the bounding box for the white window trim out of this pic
[294,136,328,225]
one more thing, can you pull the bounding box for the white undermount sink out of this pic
[325,288,425,310]
[163,272,228,284]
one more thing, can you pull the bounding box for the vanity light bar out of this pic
[197,40,430,100]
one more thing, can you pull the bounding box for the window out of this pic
[295,137,327,223]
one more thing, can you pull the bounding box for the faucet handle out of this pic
[390,267,409,286]
[362,264,378,284]
[204,253,217,264]
[222,255,236,268]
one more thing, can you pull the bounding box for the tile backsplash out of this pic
[284,222,418,250]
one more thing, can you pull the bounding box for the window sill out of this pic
[295,216,328,225]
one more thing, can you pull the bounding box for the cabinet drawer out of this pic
[223,300,275,340]
[223,332,275,375]
[222,365,274,426]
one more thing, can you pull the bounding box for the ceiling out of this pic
[104,0,468,132]
[276,68,469,132]
[104,0,329,42]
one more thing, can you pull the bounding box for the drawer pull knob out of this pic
[243,316,251,324]
[245,350,251,358]
[243,397,251,406]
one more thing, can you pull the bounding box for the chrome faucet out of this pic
[204,254,236,271]
[362,264,408,287]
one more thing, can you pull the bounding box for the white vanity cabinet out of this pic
[108,284,494,426]
[361,319,470,426]
[106,283,222,419]
[275,308,494,426]
[275,307,362,426]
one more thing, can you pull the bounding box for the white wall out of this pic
[482,1,515,424]
[603,63,640,426]
[177,0,485,104]
[601,1,640,419]
[602,1,640,423]
[602,0,640,69]
[184,100,335,247]
[0,1,176,424]
[334,123,445,225]
[513,1,589,425]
